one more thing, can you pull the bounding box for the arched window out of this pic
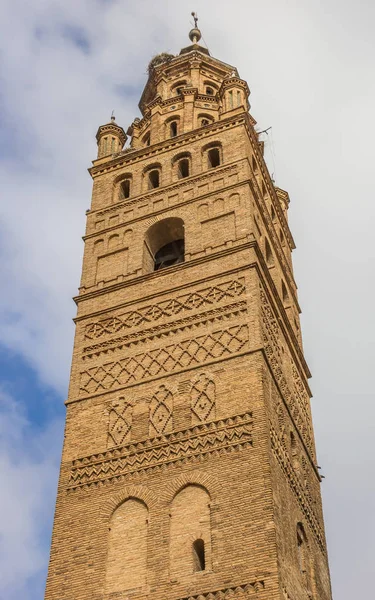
[142,131,151,147]
[203,81,217,96]
[265,238,274,267]
[154,239,184,270]
[252,155,258,172]
[178,158,190,179]
[193,539,205,571]
[198,114,214,128]
[170,485,211,578]
[207,148,220,168]
[172,152,191,180]
[271,205,276,221]
[119,179,131,200]
[280,228,285,244]
[296,523,313,595]
[106,499,148,593]
[282,280,290,305]
[170,121,178,138]
[148,169,160,189]
[171,80,187,96]
[143,217,185,273]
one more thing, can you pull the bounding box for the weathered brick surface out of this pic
[45,42,332,600]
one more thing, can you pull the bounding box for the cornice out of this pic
[74,266,248,323]
[74,238,310,381]
[87,161,240,222]
[74,240,257,305]
[89,113,246,179]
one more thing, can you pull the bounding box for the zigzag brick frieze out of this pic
[175,581,266,600]
[270,426,325,554]
[68,412,253,490]
[84,278,246,341]
[79,323,249,396]
[83,301,247,358]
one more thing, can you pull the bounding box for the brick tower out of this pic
[45,20,332,600]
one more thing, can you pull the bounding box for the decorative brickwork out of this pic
[45,28,332,600]
[260,285,315,457]
[68,412,253,490]
[84,278,245,340]
[107,396,133,447]
[82,301,247,358]
[175,582,266,600]
[190,372,216,423]
[149,384,174,436]
[79,324,249,396]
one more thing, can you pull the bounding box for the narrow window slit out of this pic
[170,121,178,138]
[192,539,205,572]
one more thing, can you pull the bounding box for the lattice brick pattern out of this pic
[149,384,173,436]
[84,278,245,340]
[79,324,249,396]
[107,398,133,447]
[270,426,325,553]
[68,413,253,490]
[260,287,314,456]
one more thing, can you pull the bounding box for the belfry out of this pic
[45,18,332,600]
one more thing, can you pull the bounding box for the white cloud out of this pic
[0,0,374,597]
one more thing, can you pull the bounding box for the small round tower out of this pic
[96,115,127,159]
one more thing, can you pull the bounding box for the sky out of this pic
[0,0,374,598]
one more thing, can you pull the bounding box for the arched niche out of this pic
[105,498,148,593]
[143,217,185,273]
[169,484,211,578]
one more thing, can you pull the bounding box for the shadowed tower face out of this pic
[45,18,332,600]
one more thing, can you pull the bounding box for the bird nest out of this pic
[148,53,174,74]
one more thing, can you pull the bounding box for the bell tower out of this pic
[45,19,332,600]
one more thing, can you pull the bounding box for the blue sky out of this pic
[0,0,375,598]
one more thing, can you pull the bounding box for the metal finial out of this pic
[191,11,198,28]
[189,12,201,43]
[111,110,115,122]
